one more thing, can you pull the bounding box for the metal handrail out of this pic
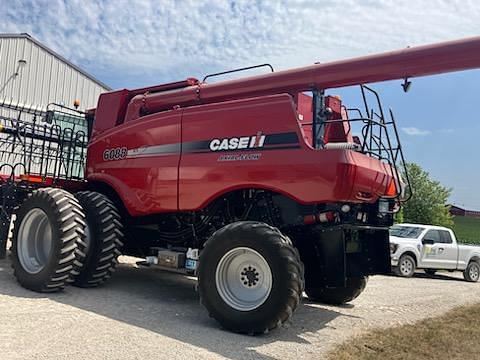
[202,63,274,82]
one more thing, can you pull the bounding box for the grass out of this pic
[328,303,480,360]
[452,216,480,244]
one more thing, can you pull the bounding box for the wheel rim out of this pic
[400,258,414,276]
[469,264,479,281]
[17,208,53,274]
[215,247,273,311]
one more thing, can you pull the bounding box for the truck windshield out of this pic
[390,225,424,239]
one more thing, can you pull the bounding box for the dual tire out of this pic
[73,191,123,287]
[11,188,123,292]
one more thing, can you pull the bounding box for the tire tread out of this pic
[73,191,123,288]
[198,221,304,334]
[11,188,86,292]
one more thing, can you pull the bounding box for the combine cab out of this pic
[1,36,479,334]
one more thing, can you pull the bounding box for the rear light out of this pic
[385,179,397,197]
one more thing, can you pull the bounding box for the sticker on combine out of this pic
[103,147,127,161]
[218,153,262,162]
[209,132,266,151]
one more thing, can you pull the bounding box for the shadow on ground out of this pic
[413,272,468,281]
[387,271,468,282]
[0,257,349,360]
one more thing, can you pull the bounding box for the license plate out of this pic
[185,259,197,270]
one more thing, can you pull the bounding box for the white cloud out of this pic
[439,128,454,133]
[402,127,431,136]
[2,0,480,88]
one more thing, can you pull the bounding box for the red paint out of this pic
[85,36,480,217]
[88,110,182,214]
[88,94,393,216]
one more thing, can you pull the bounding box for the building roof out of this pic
[0,33,111,91]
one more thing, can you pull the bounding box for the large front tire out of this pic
[11,188,86,292]
[73,191,123,288]
[305,276,368,305]
[198,221,304,334]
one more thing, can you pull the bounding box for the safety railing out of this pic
[320,85,411,201]
[0,102,88,184]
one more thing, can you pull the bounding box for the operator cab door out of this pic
[420,230,457,269]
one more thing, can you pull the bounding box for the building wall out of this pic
[0,34,109,179]
[0,35,109,112]
[449,205,480,218]
[465,210,480,219]
[450,206,466,216]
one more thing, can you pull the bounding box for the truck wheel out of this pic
[73,191,123,287]
[198,221,304,334]
[305,276,368,305]
[11,188,85,292]
[463,261,480,282]
[394,254,416,277]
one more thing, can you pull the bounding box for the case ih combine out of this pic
[0,37,479,334]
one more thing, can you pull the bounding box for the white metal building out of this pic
[0,33,110,113]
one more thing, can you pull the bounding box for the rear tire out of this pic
[463,261,480,282]
[11,188,86,292]
[198,221,304,334]
[305,277,368,305]
[73,191,123,288]
[394,254,416,277]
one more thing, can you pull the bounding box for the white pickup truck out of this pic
[390,223,480,282]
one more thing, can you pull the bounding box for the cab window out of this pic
[424,230,441,243]
[439,230,453,244]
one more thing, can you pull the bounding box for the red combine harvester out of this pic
[0,37,479,334]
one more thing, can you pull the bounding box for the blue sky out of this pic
[2,0,480,209]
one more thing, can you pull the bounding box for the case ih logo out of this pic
[209,132,266,151]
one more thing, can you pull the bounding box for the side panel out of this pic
[179,94,392,210]
[180,94,306,210]
[87,110,182,215]
[457,246,480,270]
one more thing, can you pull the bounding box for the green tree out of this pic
[400,163,453,227]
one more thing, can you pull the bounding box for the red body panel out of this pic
[88,94,393,216]
[87,110,182,215]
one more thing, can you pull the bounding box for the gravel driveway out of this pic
[0,255,479,360]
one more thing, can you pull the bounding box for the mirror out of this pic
[422,238,434,245]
